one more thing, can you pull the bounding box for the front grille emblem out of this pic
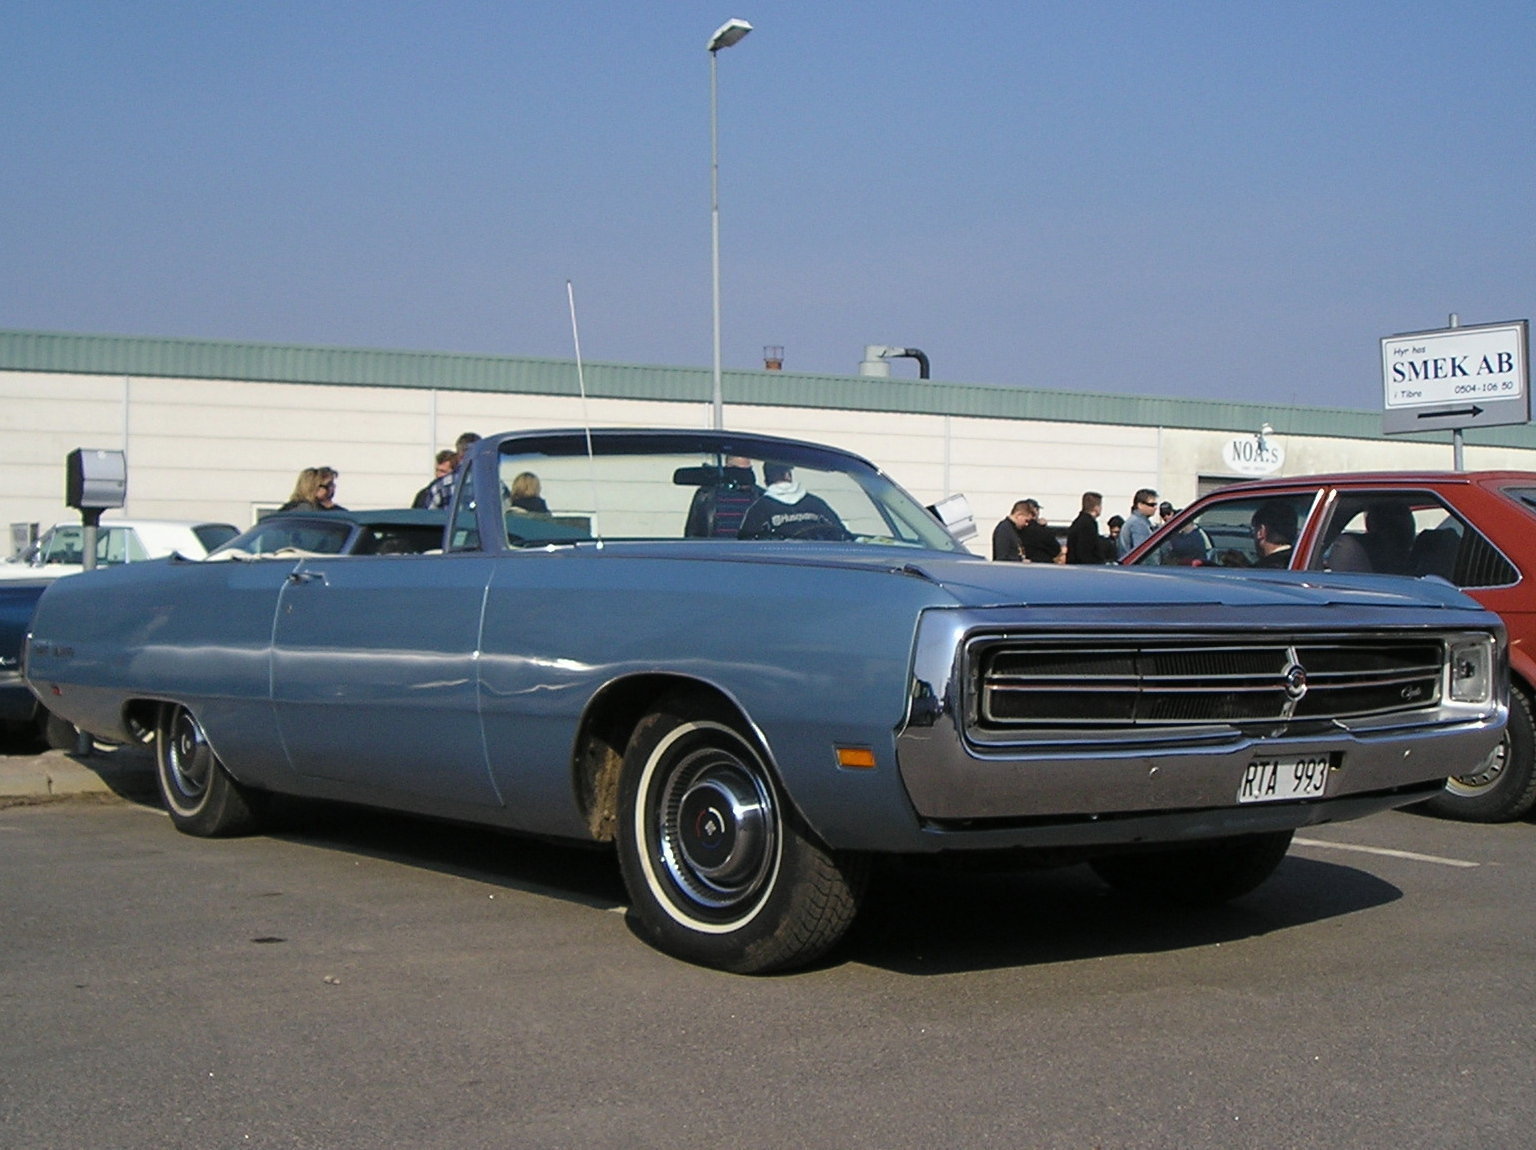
[1276,646,1309,721]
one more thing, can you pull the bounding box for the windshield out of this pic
[17,525,148,567]
[213,517,357,556]
[211,513,447,558]
[481,436,964,552]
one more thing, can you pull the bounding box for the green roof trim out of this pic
[5,328,1535,448]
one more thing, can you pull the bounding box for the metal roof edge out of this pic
[4,328,1535,449]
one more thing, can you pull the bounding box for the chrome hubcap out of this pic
[165,710,212,798]
[1447,734,1508,794]
[657,747,776,914]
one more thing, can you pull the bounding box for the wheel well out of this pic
[122,699,165,744]
[572,675,753,843]
[1506,641,1536,703]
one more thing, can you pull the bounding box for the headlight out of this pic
[1448,636,1494,704]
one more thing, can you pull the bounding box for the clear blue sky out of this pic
[4,1,1533,410]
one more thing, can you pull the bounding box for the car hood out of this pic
[583,542,1485,614]
[899,556,1483,611]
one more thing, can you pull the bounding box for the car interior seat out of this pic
[678,464,760,538]
[1323,532,1372,572]
[1409,528,1460,581]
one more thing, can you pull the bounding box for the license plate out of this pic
[1238,755,1333,803]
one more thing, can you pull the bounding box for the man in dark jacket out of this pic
[991,501,1030,561]
[737,463,848,540]
[1252,501,1298,568]
[1065,491,1109,564]
[1017,499,1063,564]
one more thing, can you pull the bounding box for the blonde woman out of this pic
[508,471,549,515]
[279,467,344,512]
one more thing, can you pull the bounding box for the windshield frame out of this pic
[465,429,968,554]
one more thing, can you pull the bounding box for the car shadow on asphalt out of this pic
[83,768,1419,976]
[77,749,162,804]
[260,798,629,911]
[841,854,1402,976]
[245,796,1403,976]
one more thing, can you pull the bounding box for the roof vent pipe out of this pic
[859,345,930,379]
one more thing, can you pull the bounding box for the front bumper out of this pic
[894,607,1506,849]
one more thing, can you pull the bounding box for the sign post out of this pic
[1381,321,1529,468]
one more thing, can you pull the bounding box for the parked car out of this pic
[213,508,449,559]
[24,431,1505,972]
[1,577,73,746]
[1124,471,1536,822]
[0,519,239,580]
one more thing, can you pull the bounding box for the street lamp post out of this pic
[709,18,752,430]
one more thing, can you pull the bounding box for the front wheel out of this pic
[155,705,263,837]
[616,696,866,973]
[1421,686,1536,823]
[1090,830,1294,905]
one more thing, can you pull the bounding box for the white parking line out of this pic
[1293,837,1479,869]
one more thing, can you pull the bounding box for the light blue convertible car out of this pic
[24,429,1507,972]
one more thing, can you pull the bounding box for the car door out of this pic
[270,551,503,807]
[1304,488,1520,588]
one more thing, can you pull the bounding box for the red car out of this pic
[1125,471,1536,822]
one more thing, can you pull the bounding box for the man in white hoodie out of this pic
[737,462,849,541]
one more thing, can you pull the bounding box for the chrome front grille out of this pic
[973,637,1445,733]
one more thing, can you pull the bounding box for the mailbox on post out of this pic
[64,448,127,573]
[65,449,127,512]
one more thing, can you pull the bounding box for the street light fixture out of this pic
[709,17,752,430]
[709,17,752,52]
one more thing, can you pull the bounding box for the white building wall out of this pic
[5,365,1536,554]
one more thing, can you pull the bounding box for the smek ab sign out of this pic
[1381,320,1529,435]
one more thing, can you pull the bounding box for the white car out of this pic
[0,519,239,580]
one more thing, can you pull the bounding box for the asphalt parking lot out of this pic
[4,753,1535,1150]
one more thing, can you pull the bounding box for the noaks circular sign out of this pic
[1222,435,1284,475]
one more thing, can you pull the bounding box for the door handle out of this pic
[287,570,327,585]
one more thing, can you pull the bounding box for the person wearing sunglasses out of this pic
[1116,488,1160,559]
[278,466,346,512]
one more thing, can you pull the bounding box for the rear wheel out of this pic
[1090,830,1294,905]
[617,695,866,973]
[155,705,263,836]
[1422,686,1536,823]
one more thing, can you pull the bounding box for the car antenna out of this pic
[566,279,602,547]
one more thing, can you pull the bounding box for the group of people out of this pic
[276,431,487,516]
[412,432,481,509]
[992,488,1176,564]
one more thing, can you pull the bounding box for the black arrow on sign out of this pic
[1417,405,1484,420]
